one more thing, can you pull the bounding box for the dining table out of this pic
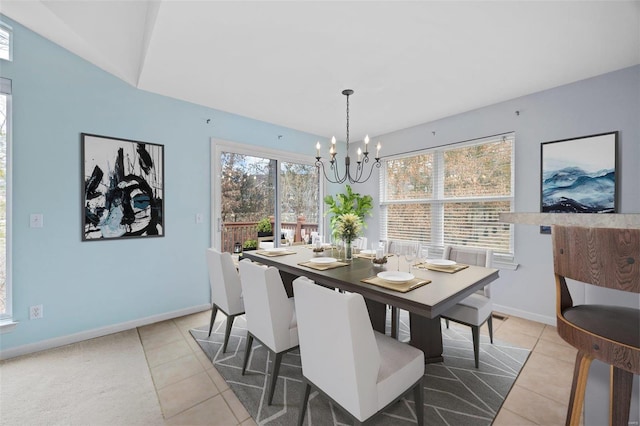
[241,246,499,364]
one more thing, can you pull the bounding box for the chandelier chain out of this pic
[345,92,350,149]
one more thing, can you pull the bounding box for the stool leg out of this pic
[566,350,593,426]
[610,366,633,426]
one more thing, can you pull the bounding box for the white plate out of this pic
[377,271,414,283]
[309,257,337,264]
[360,249,376,255]
[264,247,288,252]
[427,259,457,267]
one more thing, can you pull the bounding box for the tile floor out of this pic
[138,310,578,425]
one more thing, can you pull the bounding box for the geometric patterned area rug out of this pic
[190,311,530,425]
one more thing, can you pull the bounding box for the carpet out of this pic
[190,312,530,425]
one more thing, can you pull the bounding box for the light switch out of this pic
[30,213,44,228]
[195,213,203,224]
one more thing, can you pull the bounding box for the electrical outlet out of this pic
[29,304,43,320]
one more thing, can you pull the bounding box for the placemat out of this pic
[355,253,394,260]
[361,276,430,293]
[354,252,375,259]
[255,250,297,257]
[414,262,469,273]
[298,260,349,271]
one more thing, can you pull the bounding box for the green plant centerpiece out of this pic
[256,217,273,237]
[324,185,373,259]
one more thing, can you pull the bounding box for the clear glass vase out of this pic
[345,241,352,260]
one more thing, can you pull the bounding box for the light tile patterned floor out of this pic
[138,310,577,425]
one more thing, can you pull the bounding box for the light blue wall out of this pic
[0,17,323,352]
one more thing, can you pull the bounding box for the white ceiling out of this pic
[2,1,639,141]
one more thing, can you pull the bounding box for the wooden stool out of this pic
[552,225,639,426]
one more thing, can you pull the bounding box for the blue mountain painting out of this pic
[542,167,615,213]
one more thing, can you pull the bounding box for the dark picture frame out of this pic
[82,133,164,240]
[539,131,618,233]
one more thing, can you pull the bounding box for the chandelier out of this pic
[315,89,381,184]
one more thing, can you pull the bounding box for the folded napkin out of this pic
[360,276,430,293]
[414,262,469,273]
[298,260,349,271]
[255,250,296,257]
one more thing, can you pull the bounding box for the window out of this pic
[0,78,11,321]
[213,140,322,252]
[0,22,13,322]
[0,22,12,62]
[380,134,514,257]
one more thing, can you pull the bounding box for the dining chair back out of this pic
[293,275,424,425]
[205,248,244,352]
[352,236,368,250]
[238,259,299,405]
[441,245,494,368]
[444,246,493,297]
[553,225,639,426]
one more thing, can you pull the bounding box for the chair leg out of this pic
[208,305,219,337]
[222,314,235,353]
[445,318,450,329]
[413,379,424,426]
[267,351,284,405]
[297,381,311,426]
[471,325,480,368]
[566,350,593,426]
[610,366,633,426]
[487,315,494,344]
[241,333,254,375]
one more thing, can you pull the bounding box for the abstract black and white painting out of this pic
[82,133,164,240]
[540,132,617,233]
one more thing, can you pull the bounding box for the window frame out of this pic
[0,77,13,329]
[379,133,515,264]
[211,139,325,250]
[0,21,13,62]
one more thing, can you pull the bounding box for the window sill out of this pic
[0,319,18,334]
[493,260,519,271]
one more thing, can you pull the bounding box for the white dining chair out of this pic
[238,259,299,405]
[258,241,274,250]
[352,236,368,250]
[441,245,494,368]
[205,248,245,353]
[293,276,424,425]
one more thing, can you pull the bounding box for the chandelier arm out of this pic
[318,156,350,184]
[351,159,381,184]
[335,157,348,184]
[352,160,363,183]
[334,163,347,184]
[316,160,340,184]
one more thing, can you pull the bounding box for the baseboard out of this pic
[0,304,211,361]
[492,304,556,326]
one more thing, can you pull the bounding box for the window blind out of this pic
[380,133,514,255]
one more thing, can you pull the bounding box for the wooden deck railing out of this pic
[221,216,318,253]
